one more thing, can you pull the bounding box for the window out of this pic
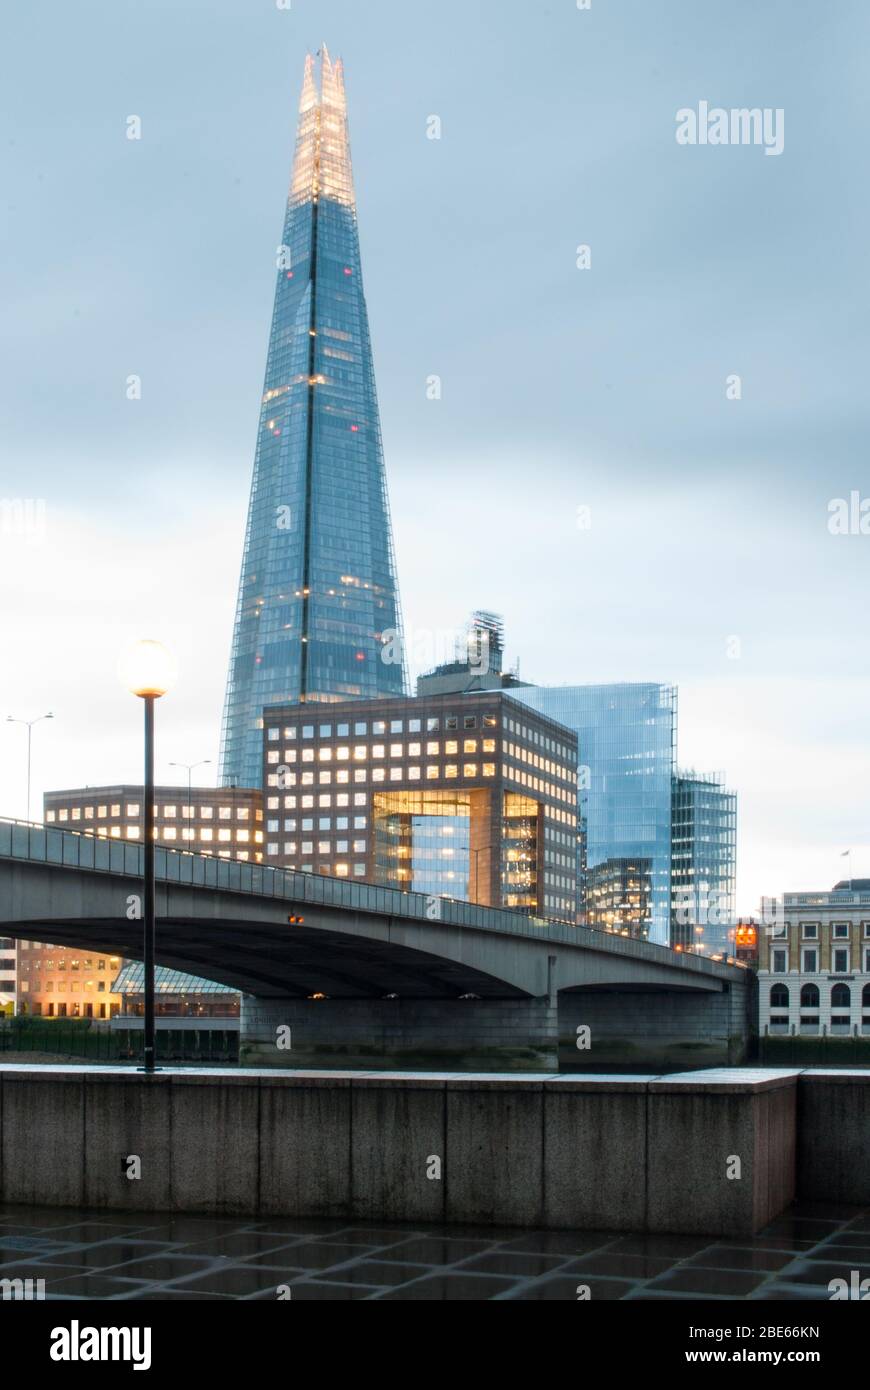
[833,948,850,974]
[484,715,497,728]
[126,804,139,816]
[801,923,817,939]
[445,740,458,755]
[219,807,232,820]
[373,720,386,735]
[390,720,403,733]
[445,765,458,779]
[427,718,440,733]
[832,982,851,1008]
[302,725,314,739]
[770,983,789,1009]
[354,721,367,735]
[463,716,477,729]
[319,724,332,739]
[390,743,402,758]
[772,948,787,973]
[446,717,458,730]
[408,719,421,733]
[337,723,350,737]
[833,923,850,939]
[284,726,298,740]
[802,948,817,973]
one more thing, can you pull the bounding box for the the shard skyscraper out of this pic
[219,47,406,788]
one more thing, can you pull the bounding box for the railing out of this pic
[0,817,743,976]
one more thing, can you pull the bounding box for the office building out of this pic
[219,47,406,789]
[416,611,530,698]
[44,785,263,859]
[671,771,737,953]
[262,692,579,922]
[759,880,870,1037]
[512,683,676,943]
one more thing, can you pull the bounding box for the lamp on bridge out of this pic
[119,640,176,1075]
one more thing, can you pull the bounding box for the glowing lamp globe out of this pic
[120,640,176,699]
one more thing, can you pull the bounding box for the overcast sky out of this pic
[1,0,868,914]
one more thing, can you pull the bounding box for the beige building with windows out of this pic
[44,784,263,861]
[22,785,264,1018]
[758,880,870,1037]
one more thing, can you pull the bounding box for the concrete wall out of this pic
[797,1070,870,1205]
[0,1065,798,1236]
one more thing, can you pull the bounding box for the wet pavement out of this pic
[0,1200,865,1299]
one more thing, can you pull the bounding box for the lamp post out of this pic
[169,760,211,844]
[120,640,176,1074]
[6,713,53,822]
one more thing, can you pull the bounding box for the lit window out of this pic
[163,827,177,841]
[284,726,297,739]
[390,743,402,758]
[318,795,332,808]
[84,807,94,820]
[201,829,213,842]
[73,809,82,821]
[483,739,496,753]
[483,763,496,777]
[354,770,367,783]
[353,746,366,760]
[164,805,177,818]
[372,769,385,783]
[111,804,121,816]
[110,826,121,838]
[426,741,439,756]
[219,807,232,820]
[426,766,439,780]
[336,747,350,760]
[237,830,250,842]
[408,767,421,781]
[127,804,139,816]
[445,741,458,755]
[336,770,350,784]
[219,830,232,842]
[302,749,315,763]
[126,826,140,839]
[318,840,330,854]
[353,840,366,853]
[372,745,385,759]
[335,864,349,877]
[202,806,213,819]
[46,810,55,822]
[319,748,333,762]
[463,740,477,754]
[390,768,402,781]
[445,765,458,779]
[373,721,386,735]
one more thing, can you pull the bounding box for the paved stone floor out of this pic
[0,1201,865,1300]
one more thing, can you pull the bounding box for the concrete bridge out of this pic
[0,820,752,1070]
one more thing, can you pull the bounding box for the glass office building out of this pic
[512,684,677,943]
[671,771,737,954]
[219,48,405,788]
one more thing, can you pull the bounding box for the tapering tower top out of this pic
[290,46,354,210]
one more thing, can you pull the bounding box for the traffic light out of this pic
[287,913,305,925]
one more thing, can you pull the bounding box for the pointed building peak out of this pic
[299,52,318,114]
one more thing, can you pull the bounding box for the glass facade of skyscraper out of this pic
[219,48,405,789]
[671,771,737,954]
[512,684,677,943]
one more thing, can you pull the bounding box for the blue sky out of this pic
[1,0,868,912]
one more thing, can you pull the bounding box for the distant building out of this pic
[512,684,676,943]
[262,691,579,923]
[44,784,263,859]
[758,881,870,1037]
[32,785,263,1018]
[18,943,123,1020]
[0,937,16,1015]
[218,47,406,789]
[416,611,531,697]
[671,771,737,953]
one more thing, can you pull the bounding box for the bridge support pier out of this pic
[239,995,559,1072]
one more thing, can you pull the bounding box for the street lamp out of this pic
[119,640,176,1074]
[169,760,211,842]
[5,712,53,822]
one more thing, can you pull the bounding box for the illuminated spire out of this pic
[289,46,354,210]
